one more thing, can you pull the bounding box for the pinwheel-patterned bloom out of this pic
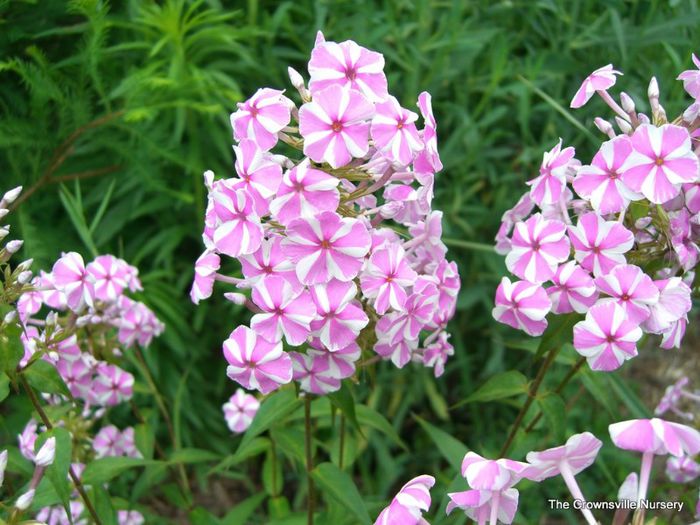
[299,84,375,168]
[568,212,634,276]
[414,91,443,173]
[93,425,123,458]
[117,511,145,525]
[223,389,260,434]
[232,139,283,215]
[93,363,134,406]
[505,213,569,283]
[52,252,94,311]
[190,251,220,304]
[570,64,622,108]
[250,276,316,345]
[642,277,691,334]
[239,236,296,285]
[86,255,130,302]
[310,280,369,351]
[422,332,454,378]
[291,352,341,395]
[655,377,693,419]
[371,96,423,166]
[525,432,603,481]
[55,355,92,399]
[375,280,437,344]
[547,261,598,314]
[223,326,293,394]
[283,211,371,285]
[573,136,640,214]
[677,54,700,100]
[493,277,551,336]
[609,418,700,458]
[447,488,519,524]
[308,338,360,379]
[308,32,388,102]
[527,140,577,206]
[230,88,292,151]
[461,452,529,492]
[374,336,418,369]
[594,264,659,324]
[374,475,434,525]
[360,244,417,314]
[269,160,340,225]
[666,455,700,483]
[212,189,264,257]
[36,501,87,525]
[621,124,699,204]
[573,302,642,371]
[18,419,38,462]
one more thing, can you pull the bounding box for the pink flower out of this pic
[371,96,423,166]
[239,236,298,286]
[677,54,700,100]
[422,332,454,378]
[642,277,691,334]
[17,285,43,322]
[568,212,634,276]
[524,432,602,481]
[230,88,292,150]
[119,427,140,458]
[93,363,134,406]
[621,124,699,204]
[527,140,577,206]
[308,338,360,379]
[190,251,220,304]
[56,355,92,399]
[661,317,687,350]
[117,510,144,525]
[308,32,388,103]
[269,159,340,226]
[360,244,417,314]
[505,213,570,283]
[52,252,94,311]
[573,136,640,214]
[447,488,519,524]
[570,64,622,108]
[414,91,443,173]
[232,139,283,215]
[223,389,260,433]
[573,301,642,371]
[309,279,369,351]
[493,277,551,336]
[299,84,375,168]
[250,276,316,345]
[283,211,371,285]
[375,279,437,344]
[547,261,598,314]
[223,326,293,394]
[291,352,341,395]
[655,377,693,419]
[116,299,164,348]
[18,419,38,461]
[594,264,659,324]
[86,255,129,302]
[374,336,418,369]
[666,455,700,483]
[93,425,123,458]
[374,475,434,525]
[461,452,529,491]
[212,189,264,257]
[684,181,700,213]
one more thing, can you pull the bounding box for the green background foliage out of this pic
[1,0,699,522]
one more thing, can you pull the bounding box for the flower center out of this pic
[331,121,343,133]
[531,241,541,252]
[320,240,331,249]
[608,170,619,180]
[606,334,616,343]
[621,293,630,301]
[396,119,405,130]
[249,106,258,118]
[346,68,357,81]
[655,157,664,166]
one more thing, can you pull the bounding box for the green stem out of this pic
[305,396,315,525]
[338,415,346,470]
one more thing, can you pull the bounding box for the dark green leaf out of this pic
[414,415,468,471]
[23,360,70,397]
[82,457,158,485]
[455,370,528,406]
[311,462,371,525]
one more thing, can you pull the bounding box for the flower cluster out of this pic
[222,388,260,433]
[493,58,700,371]
[192,32,460,396]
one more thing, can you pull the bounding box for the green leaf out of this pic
[91,483,117,525]
[189,507,223,525]
[455,370,528,406]
[270,427,306,464]
[355,405,406,449]
[23,360,70,397]
[81,457,157,485]
[0,324,25,374]
[134,423,155,460]
[311,462,371,525]
[40,427,72,510]
[328,382,361,434]
[168,448,219,465]
[414,415,468,471]
[237,388,302,453]
[221,493,266,525]
[209,437,270,474]
[534,313,581,360]
[262,448,283,496]
[0,371,9,402]
[536,393,566,442]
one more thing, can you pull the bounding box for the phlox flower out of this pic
[18,419,39,461]
[407,210,447,261]
[527,139,577,206]
[239,236,297,286]
[371,95,423,166]
[414,91,443,173]
[190,251,220,304]
[493,277,551,336]
[308,32,388,102]
[52,252,94,311]
[223,326,293,394]
[56,355,92,399]
[269,159,340,225]
[684,181,700,214]
[505,213,570,284]
[17,283,43,322]
[446,488,519,525]
[93,425,123,458]
[212,189,263,257]
[568,212,634,276]
[308,338,360,379]
[432,259,460,318]
[232,139,283,215]
[374,475,434,525]
[642,277,692,334]
[594,264,659,324]
[38,270,67,310]
[360,244,417,314]
[309,279,369,351]
[116,298,164,348]
[291,352,341,395]
[661,317,687,350]
[655,377,694,420]
[223,389,260,433]
[547,261,598,314]
[621,123,699,204]
[250,276,316,345]
[677,54,700,100]
[37,501,87,525]
[460,452,529,492]
[573,301,642,371]
[117,510,145,525]
[119,427,140,458]
[422,332,454,377]
[573,135,640,214]
[86,255,130,302]
[230,88,292,151]
[666,455,700,483]
[570,64,622,108]
[299,84,375,168]
[375,279,437,344]
[283,211,371,285]
[374,336,418,369]
[93,363,134,406]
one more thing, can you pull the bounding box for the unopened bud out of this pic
[3,310,17,324]
[684,102,700,123]
[0,226,9,241]
[223,292,247,305]
[17,258,33,272]
[617,472,638,502]
[0,209,8,220]
[6,239,23,254]
[635,217,652,229]
[638,113,650,125]
[594,117,614,136]
[648,77,659,103]
[615,116,632,134]
[620,92,635,114]
[0,186,22,207]
[45,312,58,326]
[18,271,33,284]
[34,437,56,467]
[0,449,7,488]
[15,488,35,510]
[288,67,305,90]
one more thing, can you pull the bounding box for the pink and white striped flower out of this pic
[52,252,94,311]
[299,84,375,168]
[677,54,700,100]
[118,510,144,525]
[291,352,341,395]
[570,64,622,108]
[93,425,123,458]
[308,338,360,380]
[568,212,634,276]
[493,277,551,336]
[414,91,443,173]
[621,124,699,204]
[524,432,603,481]
[86,255,129,302]
[610,418,700,458]
[223,326,292,394]
[505,213,570,283]
[283,211,371,285]
[93,363,134,406]
[309,279,369,351]
[222,389,260,434]
[642,277,692,334]
[374,475,434,525]
[250,276,316,345]
[360,244,417,314]
[374,336,418,369]
[212,189,264,257]
[594,264,659,324]
[666,455,700,483]
[573,301,642,371]
[232,139,283,215]
[422,332,454,378]
[460,452,529,491]
[527,140,577,206]
[447,488,519,524]
[661,317,687,350]
[239,236,297,286]
[547,261,598,314]
[573,136,641,214]
[269,160,340,225]
[190,251,220,304]
[375,280,437,344]
[230,88,292,151]
[308,32,388,102]
[56,355,92,399]
[371,96,423,166]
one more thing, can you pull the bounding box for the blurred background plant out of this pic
[1,0,699,523]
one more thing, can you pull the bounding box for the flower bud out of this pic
[15,488,35,510]
[0,226,9,241]
[615,116,632,134]
[635,217,652,229]
[17,258,33,272]
[45,312,58,326]
[617,472,638,502]
[593,117,614,136]
[620,92,635,114]
[0,449,7,488]
[3,310,17,324]
[0,209,8,220]
[223,292,247,305]
[6,239,23,254]
[34,436,56,467]
[18,271,33,285]
[288,66,305,91]
[684,102,700,123]
[0,186,22,207]
[648,77,659,103]
[638,113,650,125]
